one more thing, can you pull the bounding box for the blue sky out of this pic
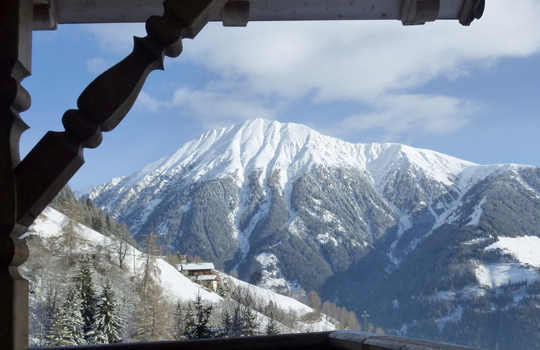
[20,0,540,190]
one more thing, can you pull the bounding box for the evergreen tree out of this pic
[75,255,98,340]
[172,300,184,340]
[93,280,123,344]
[48,286,85,346]
[221,310,233,337]
[183,303,195,339]
[266,312,280,335]
[244,307,258,336]
[185,293,214,339]
[231,304,244,337]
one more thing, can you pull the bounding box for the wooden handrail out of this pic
[328,331,484,350]
[29,332,331,350]
[29,331,484,350]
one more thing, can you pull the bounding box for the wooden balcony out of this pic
[32,331,482,350]
[2,1,486,349]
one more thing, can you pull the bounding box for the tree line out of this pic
[27,235,286,346]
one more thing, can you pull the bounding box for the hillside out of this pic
[23,206,337,346]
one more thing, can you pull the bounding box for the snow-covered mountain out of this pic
[86,118,540,349]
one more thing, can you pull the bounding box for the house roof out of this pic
[197,274,218,281]
[180,262,215,271]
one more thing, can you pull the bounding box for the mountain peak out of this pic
[109,119,480,194]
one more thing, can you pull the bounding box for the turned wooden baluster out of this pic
[0,1,226,349]
[0,0,32,349]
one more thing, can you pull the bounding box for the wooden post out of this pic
[1,1,227,349]
[0,0,33,349]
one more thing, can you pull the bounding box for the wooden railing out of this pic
[31,331,483,350]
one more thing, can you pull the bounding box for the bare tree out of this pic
[111,224,132,270]
[132,232,173,342]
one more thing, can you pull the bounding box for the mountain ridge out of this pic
[85,118,540,349]
[89,118,483,200]
[86,118,538,272]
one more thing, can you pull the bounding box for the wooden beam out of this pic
[33,0,58,30]
[401,0,440,25]
[33,0,479,29]
[223,1,250,27]
[459,0,484,26]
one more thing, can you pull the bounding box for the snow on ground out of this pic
[461,286,486,299]
[486,236,540,268]
[428,286,485,302]
[28,207,106,244]
[475,263,539,288]
[428,290,457,302]
[512,286,529,303]
[317,233,338,246]
[435,306,463,332]
[156,259,222,303]
[255,252,295,292]
[462,236,492,246]
[222,274,336,332]
[29,207,336,332]
[467,196,486,226]
[225,275,311,314]
[28,207,220,303]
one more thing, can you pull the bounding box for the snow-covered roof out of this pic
[197,275,218,281]
[181,263,215,271]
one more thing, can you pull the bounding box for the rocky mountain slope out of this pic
[86,118,540,349]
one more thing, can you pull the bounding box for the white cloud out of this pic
[83,0,540,139]
[83,23,145,55]
[133,85,277,127]
[134,91,166,112]
[184,0,540,103]
[86,57,110,74]
[329,94,480,140]
[170,88,276,127]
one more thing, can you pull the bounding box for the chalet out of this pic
[197,274,220,292]
[176,262,222,291]
[178,262,216,277]
[0,0,485,349]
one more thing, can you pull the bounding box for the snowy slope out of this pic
[28,207,220,303]
[486,236,540,267]
[471,236,540,288]
[221,274,336,332]
[27,207,335,331]
[474,263,539,288]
